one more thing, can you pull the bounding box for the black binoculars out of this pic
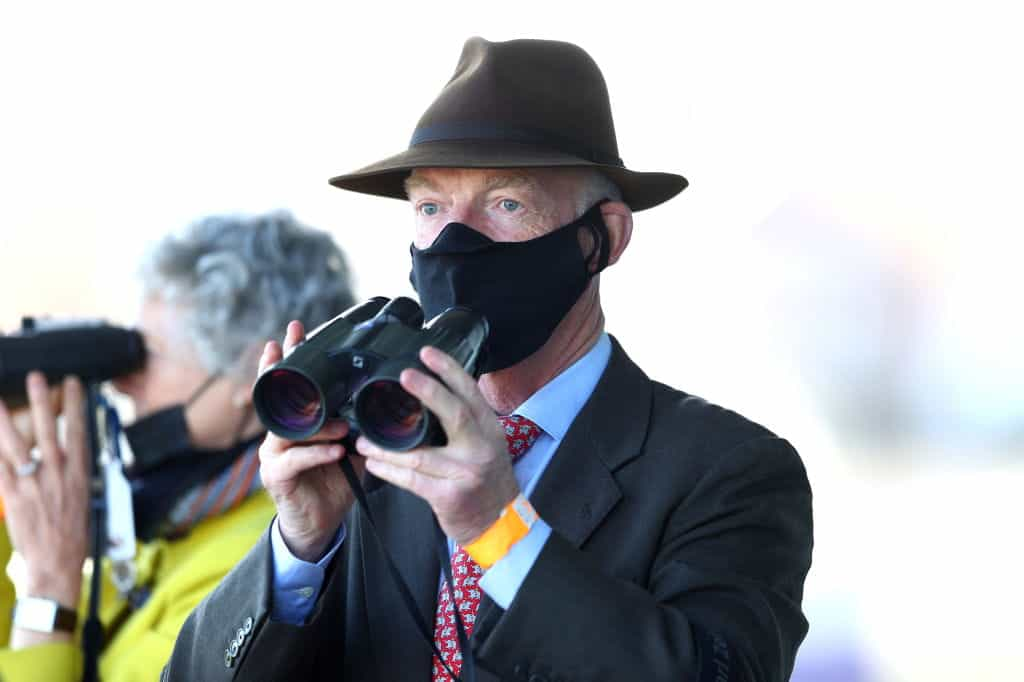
[252,297,489,451]
[0,318,146,409]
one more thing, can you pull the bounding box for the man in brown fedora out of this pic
[164,37,812,682]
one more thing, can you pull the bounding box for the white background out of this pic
[2,2,1022,680]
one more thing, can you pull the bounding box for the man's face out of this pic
[406,167,584,248]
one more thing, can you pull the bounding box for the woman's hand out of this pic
[7,386,62,449]
[0,373,90,646]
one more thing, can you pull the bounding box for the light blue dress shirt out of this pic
[270,333,612,623]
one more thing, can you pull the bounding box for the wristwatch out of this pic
[12,596,78,633]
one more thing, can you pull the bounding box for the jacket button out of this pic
[236,627,247,642]
[224,650,234,668]
[228,640,240,657]
[243,616,254,634]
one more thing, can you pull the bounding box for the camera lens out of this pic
[355,379,426,450]
[260,369,324,436]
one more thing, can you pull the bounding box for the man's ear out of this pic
[597,201,633,269]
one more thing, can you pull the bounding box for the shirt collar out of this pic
[512,333,612,441]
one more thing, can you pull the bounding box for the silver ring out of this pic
[15,457,40,477]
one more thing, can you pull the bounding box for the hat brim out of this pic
[328,140,688,212]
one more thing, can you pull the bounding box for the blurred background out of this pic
[1,1,1020,679]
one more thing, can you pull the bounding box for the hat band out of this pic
[409,122,624,168]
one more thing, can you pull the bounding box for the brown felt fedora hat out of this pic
[329,37,688,211]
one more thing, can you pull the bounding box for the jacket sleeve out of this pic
[476,436,813,682]
[0,642,81,681]
[162,525,349,682]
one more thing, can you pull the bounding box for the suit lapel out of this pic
[531,336,651,546]
[357,338,653,676]
[473,337,652,645]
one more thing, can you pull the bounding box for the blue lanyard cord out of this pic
[100,394,123,463]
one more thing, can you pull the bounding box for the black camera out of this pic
[252,297,489,451]
[0,318,146,409]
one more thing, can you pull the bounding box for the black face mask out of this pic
[410,202,610,373]
[122,373,220,476]
[122,374,252,540]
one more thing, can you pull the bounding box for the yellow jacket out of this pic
[0,491,274,681]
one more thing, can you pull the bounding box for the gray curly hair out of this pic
[140,211,356,378]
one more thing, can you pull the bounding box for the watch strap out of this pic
[53,602,78,632]
[12,596,79,633]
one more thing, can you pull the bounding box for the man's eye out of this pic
[499,199,521,212]
[419,203,439,216]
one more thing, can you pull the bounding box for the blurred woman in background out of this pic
[0,211,355,680]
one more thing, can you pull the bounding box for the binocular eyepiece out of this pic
[252,297,489,451]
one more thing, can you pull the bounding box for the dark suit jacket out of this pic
[163,338,813,681]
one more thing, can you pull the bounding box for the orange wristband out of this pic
[464,494,538,569]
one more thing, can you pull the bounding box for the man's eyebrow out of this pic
[484,174,538,193]
[404,174,439,195]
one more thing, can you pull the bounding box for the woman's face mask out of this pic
[121,373,257,541]
[122,373,221,475]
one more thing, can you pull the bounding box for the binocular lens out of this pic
[356,380,425,449]
[262,369,324,434]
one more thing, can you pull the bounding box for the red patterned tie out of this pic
[431,415,542,682]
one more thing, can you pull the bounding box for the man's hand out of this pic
[0,373,89,647]
[258,321,365,562]
[356,346,520,546]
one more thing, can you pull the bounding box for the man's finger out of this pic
[258,340,282,375]
[261,442,344,483]
[356,436,459,479]
[282,320,306,355]
[397,367,468,436]
[260,419,349,456]
[364,456,442,500]
[419,346,493,423]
